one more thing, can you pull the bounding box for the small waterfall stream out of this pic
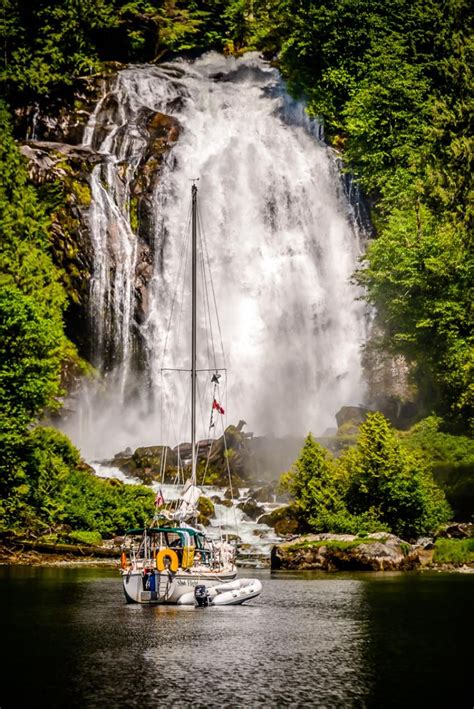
[63,51,368,462]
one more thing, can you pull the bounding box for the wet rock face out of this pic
[19,140,101,353]
[15,72,117,144]
[335,406,371,429]
[19,68,181,367]
[259,505,301,536]
[237,499,265,521]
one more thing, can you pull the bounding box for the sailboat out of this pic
[120,183,262,606]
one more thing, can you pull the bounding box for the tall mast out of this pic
[191,182,197,486]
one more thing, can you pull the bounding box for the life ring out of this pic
[156,547,179,572]
[120,551,127,570]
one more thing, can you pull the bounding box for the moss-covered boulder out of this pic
[271,533,421,571]
[237,498,265,521]
[259,505,301,536]
[197,496,216,526]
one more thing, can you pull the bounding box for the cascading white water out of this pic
[64,52,368,459]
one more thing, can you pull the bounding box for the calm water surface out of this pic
[0,566,472,708]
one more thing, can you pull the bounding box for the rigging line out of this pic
[159,370,166,483]
[197,215,218,372]
[219,413,239,540]
[197,203,218,370]
[201,378,219,486]
[165,371,189,487]
[196,375,208,448]
[160,201,192,371]
[176,375,192,481]
[199,233,213,374]
[175,222,191,370]
[197,205,227,370]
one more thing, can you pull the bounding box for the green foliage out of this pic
[0,102,153,540]
[343,413,451,537]
[433,538,474,565]
[0,426,155,536]
[402,417,474,520]
[0,288,64,432]
[68,530,103,546]
[314,509,390,536]
[283,415,451,538]
[402,417,474,471]
[280,433,344,531]
[58,467,155,536]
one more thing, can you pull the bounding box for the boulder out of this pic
[436,523,474,539]
[197,496,215,526]
[249,483,289,504]
[271,533,422,571]
[335,406,371,429]
[237,499,265,521]
[259,505,301,536]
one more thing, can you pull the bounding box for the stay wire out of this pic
[160,201,192,371]
[197,207,217,372]
[197,204,227,370]
[220,411,239,540]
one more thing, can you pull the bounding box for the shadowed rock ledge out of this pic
[271,533,434,571]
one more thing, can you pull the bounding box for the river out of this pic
[1,566,472,707]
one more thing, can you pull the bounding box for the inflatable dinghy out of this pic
[177,578,262,606]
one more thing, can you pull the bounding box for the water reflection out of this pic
[0,567,472,708]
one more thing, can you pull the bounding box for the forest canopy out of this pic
[2,0,471,431]
[0,0,472,537]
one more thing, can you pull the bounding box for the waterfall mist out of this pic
[62,52,368,460]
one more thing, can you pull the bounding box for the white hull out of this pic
[121,568,237,604]
[177,578,263,606]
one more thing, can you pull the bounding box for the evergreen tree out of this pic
[280,433,343,530]
[343,413,451,537]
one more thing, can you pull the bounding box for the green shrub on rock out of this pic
[280,433,346,531]
[343,413,451,537]
[282,414,451,538]
[68,530,103,546]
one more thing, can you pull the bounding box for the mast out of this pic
[191,182,198,485]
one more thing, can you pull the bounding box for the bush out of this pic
[402,417,474,520]
[283,415,451,539]
[343,413,451,537]
[280,433,344,530]
[68,530,103,546]
[1,425,155,537]
[433,538,474,565]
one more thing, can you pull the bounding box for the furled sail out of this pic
[174,481,201,521]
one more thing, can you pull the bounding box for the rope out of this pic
[216,381,239,540]
[197,205,227,370]
[160,202,192,371]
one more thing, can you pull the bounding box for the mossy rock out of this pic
[196,495,216,526]
[197,496,215,519]
[259,504,302,536]
[237,499,265,520]
[71,179,92,207]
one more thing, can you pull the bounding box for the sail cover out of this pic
[174,482,202,521]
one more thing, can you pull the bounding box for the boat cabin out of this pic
[122,525,213,571]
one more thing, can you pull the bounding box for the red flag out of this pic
[212,399,225,415]
[154,488,165,506]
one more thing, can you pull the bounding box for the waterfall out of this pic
[64,52,368,460]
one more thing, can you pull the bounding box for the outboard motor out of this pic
[194,585,210,607]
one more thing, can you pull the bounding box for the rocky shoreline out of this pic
[2,529,473,573]
[0,539,120,567]
[270,531,474,572]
